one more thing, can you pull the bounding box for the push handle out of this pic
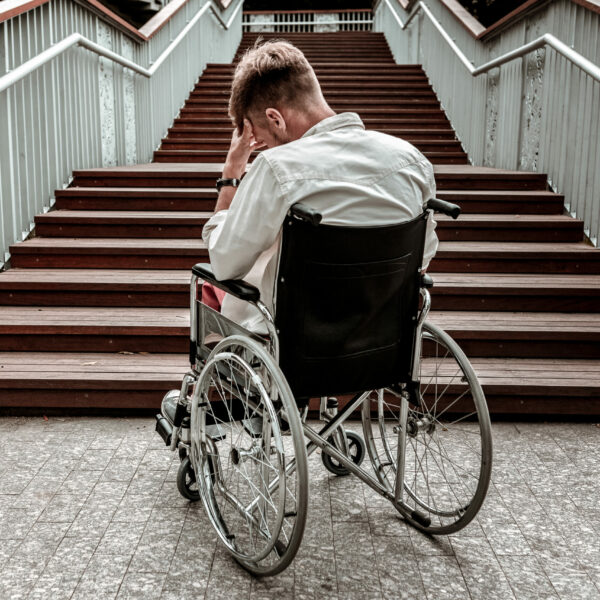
[426,198,461,219]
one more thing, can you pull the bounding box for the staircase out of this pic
[1,31,599,415]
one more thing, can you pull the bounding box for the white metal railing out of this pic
[242,9,373,32]
[375,0,600,246]
[0,0,243,267]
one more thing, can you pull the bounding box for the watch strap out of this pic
[216,177,241,192]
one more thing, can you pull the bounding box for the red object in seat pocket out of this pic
[201,282,226,311]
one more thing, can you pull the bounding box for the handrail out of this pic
[381,0,600,83]
[0,0,243,93]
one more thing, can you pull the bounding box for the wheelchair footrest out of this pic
[155,414,173,446]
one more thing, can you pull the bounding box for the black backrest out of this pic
[275,207,428,398]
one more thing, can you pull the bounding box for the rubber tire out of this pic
[321,430,366,476]
[177,456,200,502]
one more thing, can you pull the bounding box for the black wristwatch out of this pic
[216,177,241,192]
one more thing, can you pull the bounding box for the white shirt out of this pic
[203,112,438,333]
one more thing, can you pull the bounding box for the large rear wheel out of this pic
[190,335,309,576]
[361,321,492,535]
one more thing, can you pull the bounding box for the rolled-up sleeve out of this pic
[421,161,439,270]
[202,155,287,281]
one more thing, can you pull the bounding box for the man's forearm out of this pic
[214,185,237,214]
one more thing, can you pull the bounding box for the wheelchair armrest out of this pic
[192,263,260,303]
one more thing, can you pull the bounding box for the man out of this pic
[202,40,438,333]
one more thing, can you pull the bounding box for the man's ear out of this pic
[264,108,286,132]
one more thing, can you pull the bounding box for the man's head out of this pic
[229,40,334,148]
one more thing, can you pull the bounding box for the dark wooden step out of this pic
[55,187,216,211]
[195,77,431,89]
[159,138,464,153]
[152,149,469,165]
[172,116,452,129]
[0,307,189,353]
[433,166,548,190]
[429,273,600,312]
[0,269,189,307]
[10,238,208,269]
[40,210,577,244]
[431,242,600,274]
[34,211,211,238]
[0,352,189,409]
[70,164,550,190]
[194,77,431,88]
[1,353,599,414]
[72,164,222,188]
[437,190,564,214]
[435,214,584,243]
[451,358,600,416]
[188,88,437,99]
[430,311,600,359]
[166,127,457,141]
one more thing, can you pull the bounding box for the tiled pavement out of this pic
[1,417,599,599]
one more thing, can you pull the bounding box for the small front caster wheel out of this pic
[321,430,366,476]
[177,456,199,501]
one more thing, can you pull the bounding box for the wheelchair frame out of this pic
[156,199,492,576]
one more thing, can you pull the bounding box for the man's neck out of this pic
[287,105,336,140]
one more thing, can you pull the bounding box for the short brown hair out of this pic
[229,40,321,130]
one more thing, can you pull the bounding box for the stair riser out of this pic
[431,293,600,313]
[10,255,208,269]
[12,253,597,273]
[70,174,548,190]
[35,224,206,238]
[72,175,218,188]
[442,339,600,360]
[54,196,560,214]
[166,129,458,140]
[439,195,564,214]
[196,77,431,86]
[173,118,452,128]
[55,197,216,211]
[0,389,173,410]
[435,226,583,243]
[193,81,432,90]
[0,291,188,307]
[181,101,442,110]
[1,333,594,359]
[431,257,600,274]
[2,289,596,312]
[159,140,464,152]
[152,151,469,165]
[35,222,576,242]
[189,89,438,98]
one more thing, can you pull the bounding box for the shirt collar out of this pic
[301,112,365,139]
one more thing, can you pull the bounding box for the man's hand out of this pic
[222,118,266,179]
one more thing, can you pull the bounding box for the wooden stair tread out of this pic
[430,273,600,291]
[0,352,189,388]
[0,269,189,289]
[35,211,212,223]
[435,214,582,226]
[436,241,598,256]
[56,187,215,197]
[430,311,600,336]
[10,238,207,253]
[0,307,189,332]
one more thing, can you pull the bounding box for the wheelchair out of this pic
[155,198,493,576]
